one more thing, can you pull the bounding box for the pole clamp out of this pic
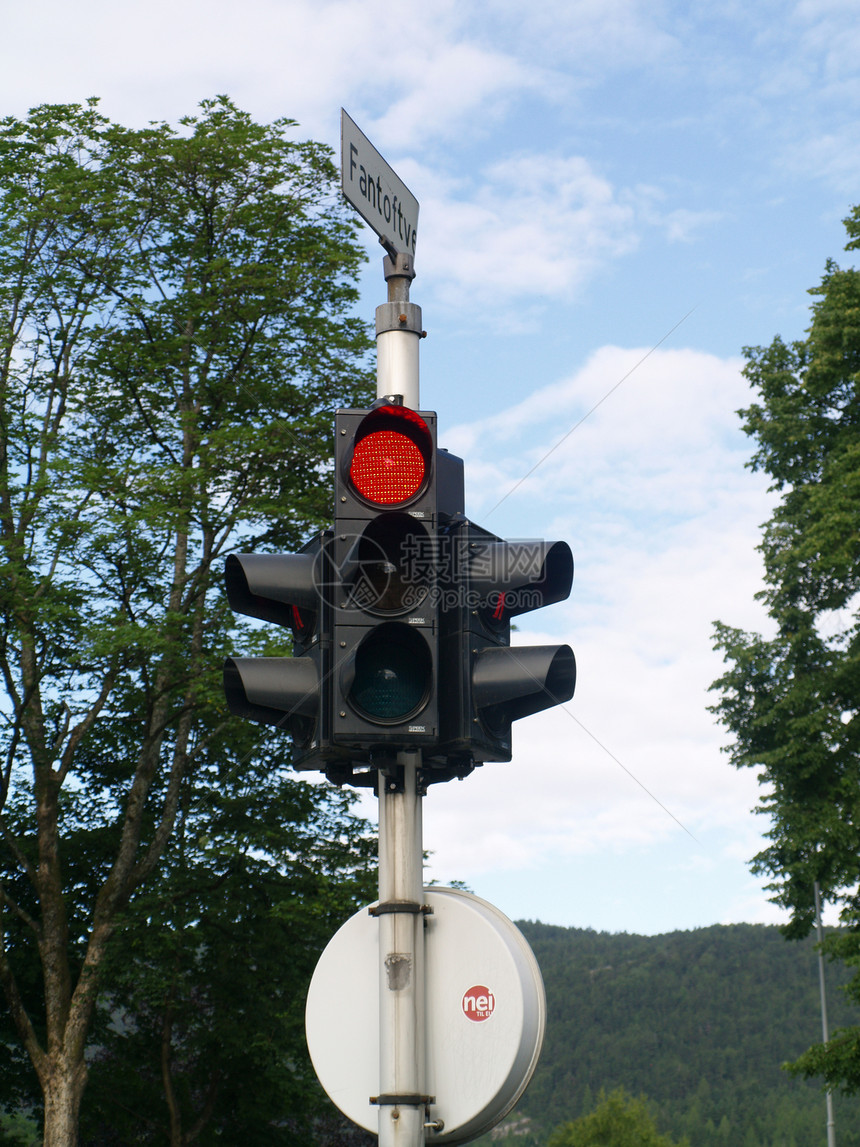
[370,1093,435,1107]
[376,300,423,336]
[368,900,433,917]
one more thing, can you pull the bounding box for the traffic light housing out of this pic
[329,399,464,755]
[222,534,331,768]
[222,400,576,782]
[433,518,575,766]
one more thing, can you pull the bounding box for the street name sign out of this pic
[341,108,419,258]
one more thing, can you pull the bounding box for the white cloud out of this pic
[782,128,860,196]
[409,155,640,314]
[0,0,541,146]
[0,1,725,328]
[447,345,762,515]
[415,345,777,906]
[362,42,535,151]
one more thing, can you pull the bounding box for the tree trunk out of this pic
[42,1057,87,1147]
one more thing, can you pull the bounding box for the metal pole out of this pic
[377,753,426,1147]
[814,881,836,1147]
[375,252,426,1146]
[376,251,421,407]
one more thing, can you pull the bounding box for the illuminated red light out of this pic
[350,429,426,505]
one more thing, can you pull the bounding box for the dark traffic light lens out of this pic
[350,429,425,504]
[352,514,430,615]
[348,624,431,722]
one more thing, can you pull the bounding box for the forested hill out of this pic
[490,921,860,1147]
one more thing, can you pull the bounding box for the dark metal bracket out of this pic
[368,900,434,918]
[370,1093,435,1107]
[380,764,405,793]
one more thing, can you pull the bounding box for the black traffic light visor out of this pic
[470,540,573,619]
[473,644,576,727]
[223,655,319,742]
[225,553,319,631]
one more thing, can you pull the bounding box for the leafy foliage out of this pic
[0,97,375,1144]
[78,778,376,1146]
[0,1112,39,1146]
[710,204,860,1094]
[546,1088,686,1147]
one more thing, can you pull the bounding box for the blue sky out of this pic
[5,0,858,934]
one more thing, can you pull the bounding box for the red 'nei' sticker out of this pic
[462,985,495,1022]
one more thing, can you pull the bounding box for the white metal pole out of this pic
[375,251,426,1146]
[377,753,426,1147]
[377,331,420,408]
[814,881,837,1147]
[376,252,421,408]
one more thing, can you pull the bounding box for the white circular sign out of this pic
[305,887,545,1143]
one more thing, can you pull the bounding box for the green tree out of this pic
[547,1088,686,1147]
[710,205,860,1091]
[786,917,860,1095]
[0,97,374,1145]
[0,1112,39,1146]
[77,777,376,1146]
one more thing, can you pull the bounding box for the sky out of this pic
[4,0,858,936]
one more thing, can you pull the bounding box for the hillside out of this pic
[480,921,860,1147]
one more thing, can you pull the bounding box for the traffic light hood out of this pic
[225,552,319,628]
[466,539,574,619]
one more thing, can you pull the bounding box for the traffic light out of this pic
[433,518,575,766]
[222,401,575,781]
[222,533,331,768]
[329,398,463,754]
